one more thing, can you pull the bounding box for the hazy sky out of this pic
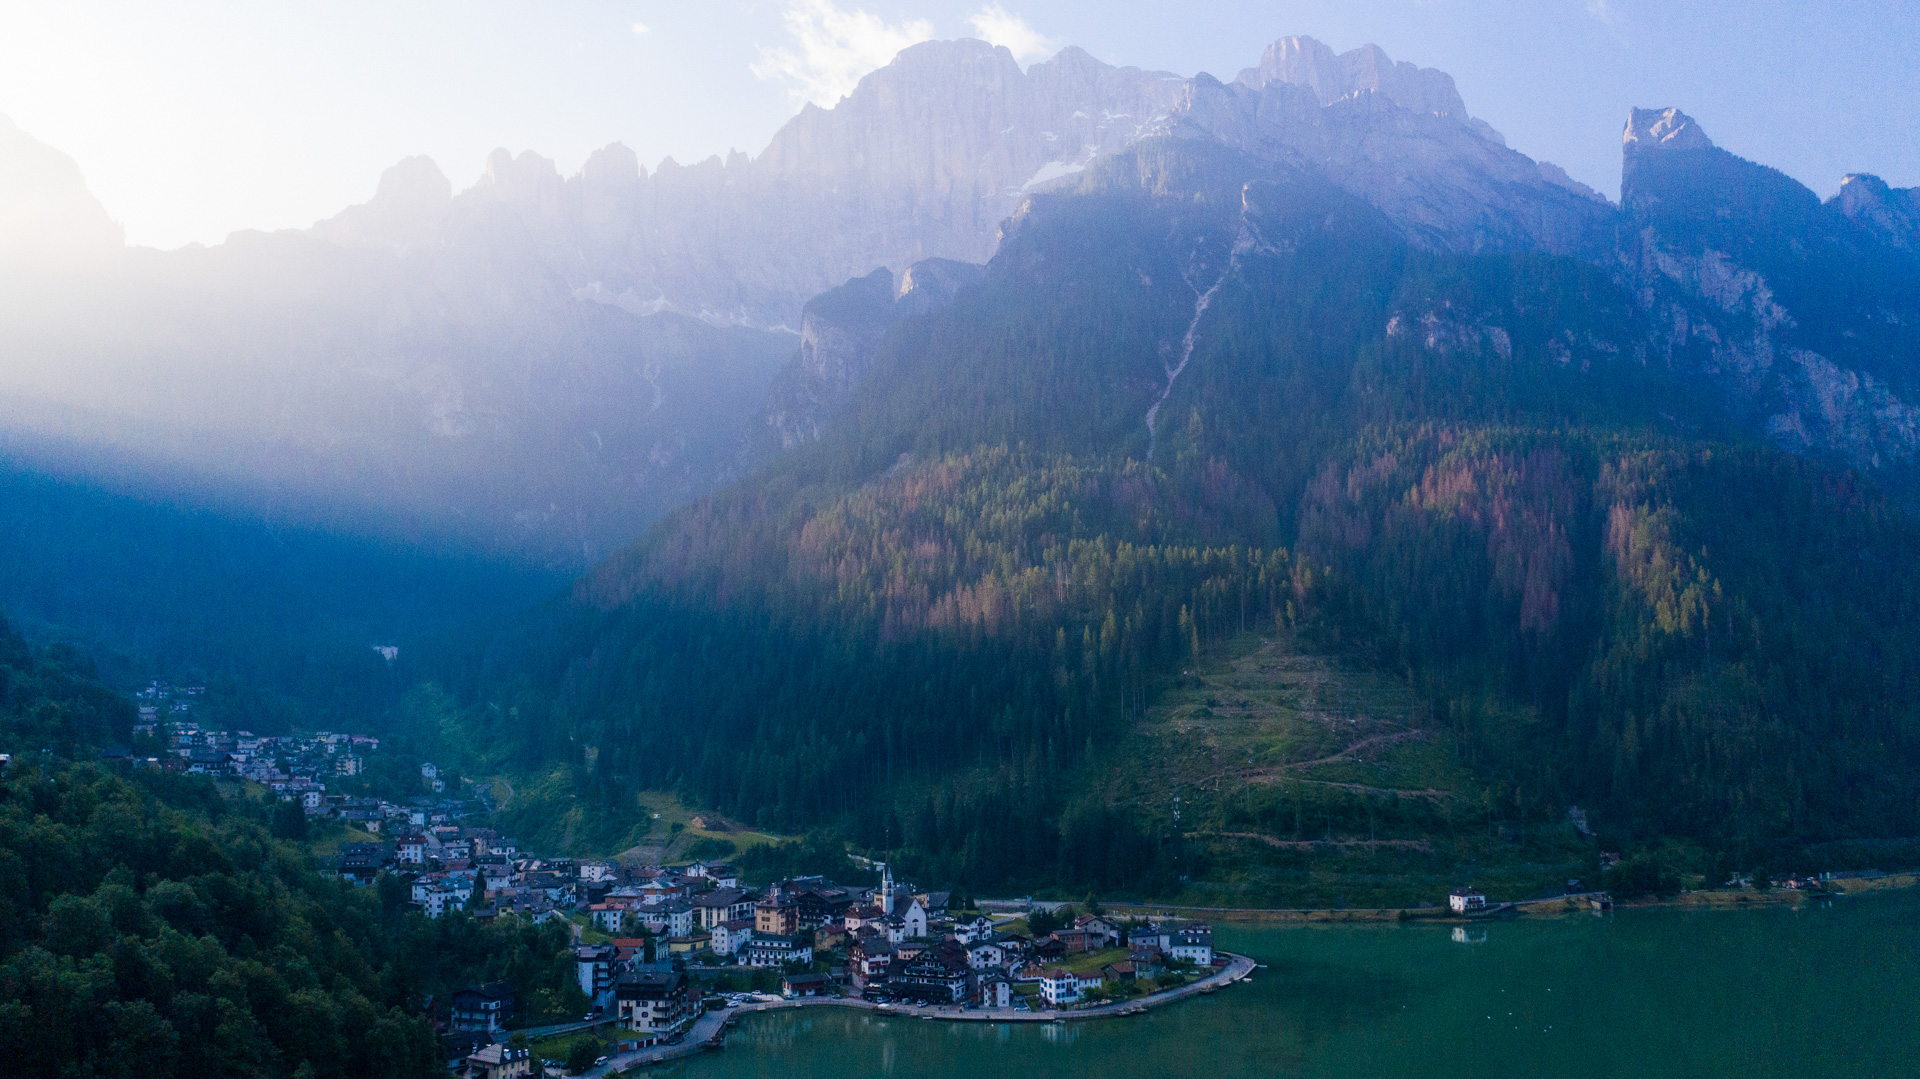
[3,1,1915,249]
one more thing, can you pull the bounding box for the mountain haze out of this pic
[8,35,1910,572]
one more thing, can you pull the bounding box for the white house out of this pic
[411,874,446,904]
[710,918,754,958]
[688,861,739,888]
[1169,923,1213,966]
[741,934,813,968]
[590,900,638,933]
[978,974,1012,1008]
[1448,887,1487,914]
[902,899,928,939]
[968,941,1008,970]
[637,899,695,939]
[424,886,469,919]
[1039,969,1093,1007]
[952,915,996,943]
[395,835,428,865]
[573,944,615,1007]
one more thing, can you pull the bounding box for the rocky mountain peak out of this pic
[0,113,125,263]
[311,155,451,252]
[1169,44,1607,256]
[1831,172,1920,249]
[1235,36,1470,120]
[473,148,565,206]
[581,143,644,187]
[894,257,984,317]
[378,155,453,204]
[1623,107,1713,154]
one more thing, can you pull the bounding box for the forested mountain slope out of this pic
[464,134,1920,895]
[0,613,584,1079]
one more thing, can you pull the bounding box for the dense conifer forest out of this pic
[0,614,584,1079]
[441,140,1920,894]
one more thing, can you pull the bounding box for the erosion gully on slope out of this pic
[1147,217,1265,459]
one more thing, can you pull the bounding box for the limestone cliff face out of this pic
[317,39,1183,330]
[762,258,984,450]
[1831,173,1920,250]
[1621,106,1714,156]
[1618,108,1920,470]
[1163,51,1612,258]
[310,35,1628,324]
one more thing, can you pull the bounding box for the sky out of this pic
[2,1,1915,249]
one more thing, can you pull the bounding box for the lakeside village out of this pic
[347,850,1229,1077]
[420,859,1226,1076]
[105,693,1231,1075]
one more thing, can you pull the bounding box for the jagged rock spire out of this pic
[1622,107,1713,154]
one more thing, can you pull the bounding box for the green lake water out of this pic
[663,889,1919,1078]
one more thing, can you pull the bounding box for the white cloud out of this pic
[631,22,651,36]
[968,4,1055,64]
[1584,0,1618,24]
[752,0,933,107]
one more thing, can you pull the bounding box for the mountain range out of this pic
[5,34,1920,895]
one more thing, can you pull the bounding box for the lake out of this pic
[660,888,1919,1078]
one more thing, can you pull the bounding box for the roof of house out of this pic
[452,981,514,1004]
[468,1043,528,1065]
[616,969,685,998]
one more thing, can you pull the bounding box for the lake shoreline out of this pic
[586,953,1257,1075]
[1094,872,1920,924]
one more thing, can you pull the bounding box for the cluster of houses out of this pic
[115,696,395,794]
[570,863,1217,1024]
[108,708,483,841]
[847,907,1214,1010]
[419,859,1224,1074]
[317,827,618,924]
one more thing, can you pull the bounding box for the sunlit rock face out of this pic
[313,39,1187,331]
[1617,108,1920,471]
[1831,173,1920,251]
[1235,35,1478,129]
[761,257,985,450]
[1161,41,1614,259]
[1621,106,1715,156]
[312,35,1623,323]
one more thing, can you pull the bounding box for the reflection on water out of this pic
[669,889,1920,1079]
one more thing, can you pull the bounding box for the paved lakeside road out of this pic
[580,953,1257,1076]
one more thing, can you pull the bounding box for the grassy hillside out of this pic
[1099,632,1588,907]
